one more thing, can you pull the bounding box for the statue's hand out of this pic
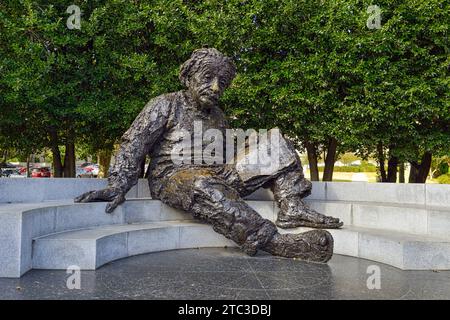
[74,187,126,214]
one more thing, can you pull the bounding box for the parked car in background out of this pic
[17,166,35,176]
[83,164,99,177]
[0,162,16,169]
[31,167,51,178]
[1,168,15,176]
[1,168,25,178]
[76,167,88,178]
[79,162,95,168]
[76,166,96,178]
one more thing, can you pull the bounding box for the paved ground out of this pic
[0,248,449,299]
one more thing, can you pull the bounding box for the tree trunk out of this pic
[98,149,112,178]
[322,137,337,181]
[2,150,7,164]
[52,150,64,177]
[399,162,405,183]
[305,142,319,181]
[409,152,432,183]
[408,165,418,183]
[63,142,76,178]
[419,152,433,182]
[49,129,63,177]
[387,156,398,183]
[377,142,387,182]
[26,155,31,178]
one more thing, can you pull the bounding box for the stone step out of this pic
[8,199,274,235]
[32,221,235,270]
[6,198,449,238]
[306,200,450,238]
[14,198,449,238]
[33,220,450,271]
[120,199,450,238]
[283,226,450,270]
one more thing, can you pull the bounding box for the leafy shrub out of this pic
[437,174,450,184]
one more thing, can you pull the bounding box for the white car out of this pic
[84,164,100,177]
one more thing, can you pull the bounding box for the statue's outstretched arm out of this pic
[75,95,171,212]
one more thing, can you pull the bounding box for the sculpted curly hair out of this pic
[179,48,237,88]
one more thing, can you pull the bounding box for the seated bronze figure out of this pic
[75,48,343,263]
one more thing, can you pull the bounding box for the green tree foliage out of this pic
[338,0,449,182]
[186,0,449,182]
[1,0,194,176]
[0,0,448,182]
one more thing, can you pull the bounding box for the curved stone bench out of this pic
[32,219,450,272]
[0,198,449,276]
[0,199,247,277]
[1,179,449,277]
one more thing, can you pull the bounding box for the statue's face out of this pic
[188,63,231,108]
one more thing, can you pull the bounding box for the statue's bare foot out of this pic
[263,230,333,263]
[276,205,343,229]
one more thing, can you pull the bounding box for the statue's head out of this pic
[179,48,236,108]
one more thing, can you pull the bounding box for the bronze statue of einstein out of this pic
[75,48,343,263]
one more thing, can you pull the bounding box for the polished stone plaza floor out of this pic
[0,248,449,299]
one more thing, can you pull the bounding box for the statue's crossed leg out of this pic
[234,130,343,230]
